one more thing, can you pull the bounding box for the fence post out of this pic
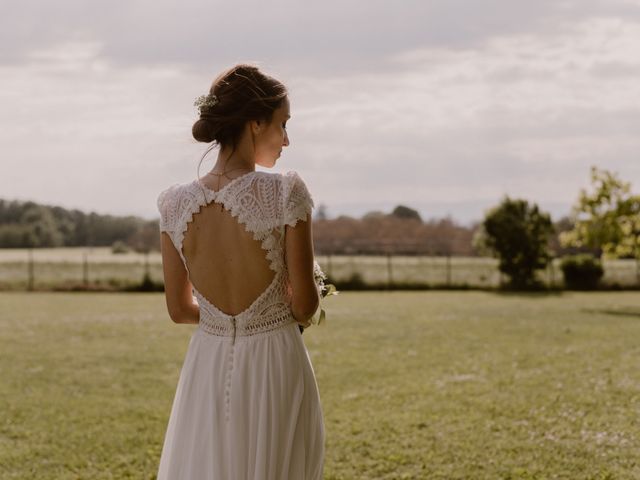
[350,255,356,282]
[446,254,451,286]
[83,251,89,287]
[27,247,34,291]
[386,252,393,288]
[327,253,333,279]
[144,251,150,280]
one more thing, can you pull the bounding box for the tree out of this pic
[128,220,160,253]
[362,210,387,220]
[390,205,422,221]
[0,224,35,248]
[614,195,640,259]
[617,195,640,284]
[19,205,64,247]
[560,166,640,283]
[559,166,629,256]
[479,196,554,289]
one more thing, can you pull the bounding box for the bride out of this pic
[156,63,325,479]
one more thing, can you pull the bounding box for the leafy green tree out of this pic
[560,166,640,283]
[479,196,554,289]
[20,205,64,247]
[559,166,627,255]
[614,195,640,262]
[0,224,35,247]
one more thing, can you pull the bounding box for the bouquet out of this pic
[299,260,339,334]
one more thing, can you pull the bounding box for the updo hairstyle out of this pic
[192,64,288,149]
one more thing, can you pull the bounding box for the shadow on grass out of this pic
[582,308,640,318]
[491,289,566,298]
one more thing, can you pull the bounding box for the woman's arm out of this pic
[284,212,320,327]
[160,232,199,324]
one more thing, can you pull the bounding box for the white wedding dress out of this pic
[155,170,325,480]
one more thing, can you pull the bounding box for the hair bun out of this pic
[192,118,215,143]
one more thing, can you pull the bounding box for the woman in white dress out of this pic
[156,64,325,479]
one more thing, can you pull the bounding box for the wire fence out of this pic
[316,253,639,289]
[1,247,639,291]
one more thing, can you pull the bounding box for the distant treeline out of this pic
[0,199,157,252]
[0,199,586,257]
[313,204,584,257]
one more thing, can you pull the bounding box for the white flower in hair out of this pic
[194,93,219,112]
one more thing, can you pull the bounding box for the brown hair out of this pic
[192,63,288,149]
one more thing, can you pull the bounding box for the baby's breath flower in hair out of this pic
[194,93,219,113]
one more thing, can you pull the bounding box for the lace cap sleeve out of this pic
[282,170,314,227]
[157,184,179,233]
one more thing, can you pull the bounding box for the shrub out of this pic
[111,240,130,254]
[560,254,604,290]
[336,272,367,290]
[480,196,554,289]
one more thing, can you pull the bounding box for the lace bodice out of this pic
[157,170,314,340]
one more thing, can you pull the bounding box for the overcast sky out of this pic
[1,0,639,226]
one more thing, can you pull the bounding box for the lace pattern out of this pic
[282,171,315,227]
[157,170,314,338]
[196,292,296,339]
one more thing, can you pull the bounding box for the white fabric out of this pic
[156,170,324,480]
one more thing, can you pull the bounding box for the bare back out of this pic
[182,174,276,315]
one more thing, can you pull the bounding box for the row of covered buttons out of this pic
[224,316,236,421]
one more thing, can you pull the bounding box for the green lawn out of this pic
[1,291,639,479]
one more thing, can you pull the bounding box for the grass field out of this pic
[1,247,639,290]
[1,291,639,479]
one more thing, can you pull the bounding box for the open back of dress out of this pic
[182,185,277,317]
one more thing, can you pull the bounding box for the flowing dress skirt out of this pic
[157,321,325,480]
